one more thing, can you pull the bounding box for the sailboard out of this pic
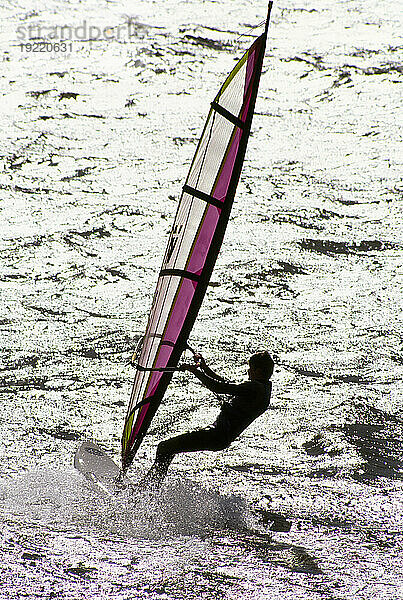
[74,441,133,497]
[75,3,273,490]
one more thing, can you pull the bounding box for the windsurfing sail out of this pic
[122,4,273,471]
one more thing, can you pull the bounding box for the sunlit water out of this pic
[0,0,402,598]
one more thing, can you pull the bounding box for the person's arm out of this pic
[194,354,226,382]
[179,363,240,395]
[193,368,241,395]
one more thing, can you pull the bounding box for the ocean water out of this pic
[0,0,402,598]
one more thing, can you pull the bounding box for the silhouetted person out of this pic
[142,351,274,487]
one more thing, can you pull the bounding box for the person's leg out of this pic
[158,427,228,457]
[141,428,227,488]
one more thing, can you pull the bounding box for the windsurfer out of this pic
[142,351,274,487]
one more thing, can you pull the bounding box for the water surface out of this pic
[1,1,402,598]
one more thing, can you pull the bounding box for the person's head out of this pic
[248,351,274,381]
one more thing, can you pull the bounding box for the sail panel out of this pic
[122,23,270,468]
[187,111,237,199]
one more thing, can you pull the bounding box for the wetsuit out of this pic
[144,364,272,485]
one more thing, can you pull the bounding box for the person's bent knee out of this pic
[156,439,172,459]
[209,437,230,452]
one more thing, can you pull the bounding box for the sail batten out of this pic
[182,185,224,209]
[122,6,273,470]
[211,101,246,129]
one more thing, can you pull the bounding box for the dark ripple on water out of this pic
[297,238,401,255]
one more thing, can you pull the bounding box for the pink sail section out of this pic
[163,279,199,342]
[122,29,269,468]
[132,404,149,438]
[187,206,221,273]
